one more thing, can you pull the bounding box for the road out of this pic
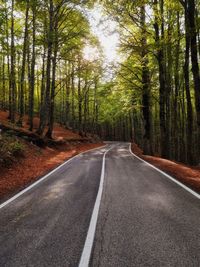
[0,143,200,267]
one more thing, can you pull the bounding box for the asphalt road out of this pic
[0,143,200,267]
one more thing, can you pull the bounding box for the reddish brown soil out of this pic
[0,110,103,200]
[0,110,81,140]
[132,143,200,194]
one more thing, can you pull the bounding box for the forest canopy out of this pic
[0,0,200,165]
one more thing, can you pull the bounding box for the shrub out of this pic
[9,141,25,157]
[0,134,25,166]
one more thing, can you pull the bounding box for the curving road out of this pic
[0,143,200,267]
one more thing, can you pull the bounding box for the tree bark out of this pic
[10,0,16,123]
[29,1,36,131]
[184,0,195,164]
[18,0,30,126]
[38,0,54,136]
[78,57,82,134]
[140,5,153,155]
[187,0,200,128]
[46,21,58,139]
[153,0,169,158]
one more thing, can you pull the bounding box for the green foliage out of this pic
[0,0,199,162]
[0,134,25,166]
[9,140,25,157]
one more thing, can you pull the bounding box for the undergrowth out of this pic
[0,132,25,167]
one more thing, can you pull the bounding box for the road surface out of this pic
[0,143,200,267]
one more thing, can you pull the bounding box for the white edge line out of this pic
[0,144,108,210]
[78,145,113,267]
[129,143,200,199]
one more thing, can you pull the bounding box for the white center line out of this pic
[78,145,114,267]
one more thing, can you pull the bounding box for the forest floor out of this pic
[132,143,200,194]
[0,111,103,201]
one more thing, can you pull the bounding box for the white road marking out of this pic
[78,145,113,267]
[129,143,200,199]
[0,145,107,210]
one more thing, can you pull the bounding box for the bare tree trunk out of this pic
[187,0,200,128]
[71,62,75,129]
[92,79,98,134]
[29,1,36,131]
[140,5,153,155]
[184,1,195,164]
[18,0,30,126]
[65,61,71,128]
[2,55,6,110]
[46,18,59,139]
[78,57,82,134]
[10,0,16,123]
[38,0,54,136]
[153,0,169,158]
[3,1,11,116]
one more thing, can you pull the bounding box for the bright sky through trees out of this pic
[84,5,120,64]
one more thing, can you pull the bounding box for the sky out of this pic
[84,5,120,64]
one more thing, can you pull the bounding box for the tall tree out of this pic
[140,4,153,155]
[18,0,30,126]
[10,0,16,123]
[28,0,37,131]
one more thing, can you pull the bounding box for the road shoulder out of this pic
[131,143,200,194]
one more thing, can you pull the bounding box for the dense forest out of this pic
[0,0,200,165]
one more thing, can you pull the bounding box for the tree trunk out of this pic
[184,1,195,164]
[187,0,200,129]
[10,0,16,123]
[71,62,75,128]
[140,5,153,155]
[173,11,180,160]
[153,0,168,158]
[78,57,82,134]
[38,0,54,136]
[29,1,36,131]
[38,46,46,130]
[65,61,71,128]
[18,0,30,126]
[46,24,58,139]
